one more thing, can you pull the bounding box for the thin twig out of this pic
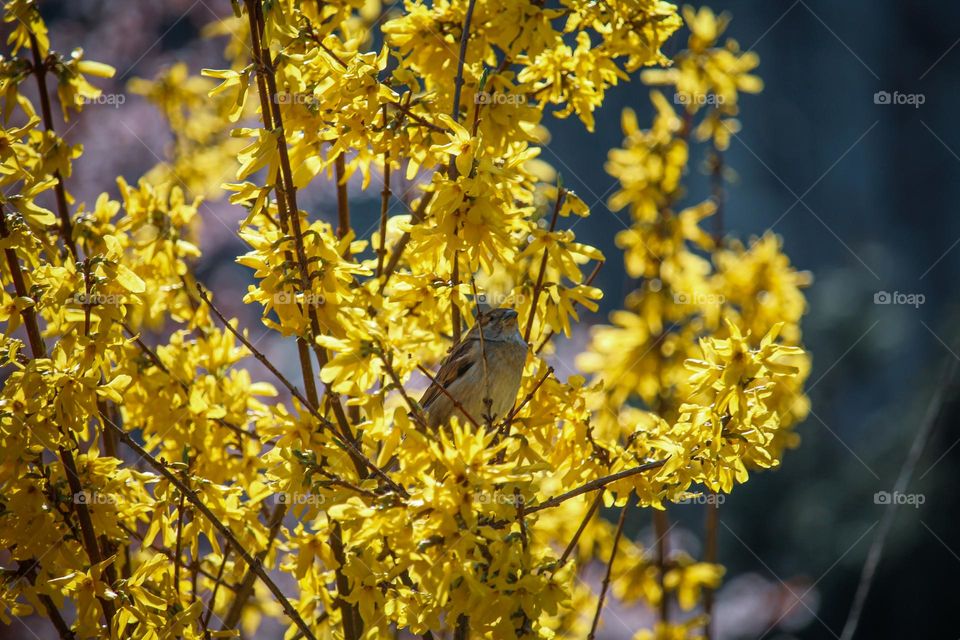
[174,466,188,606]
[653,508,670,623]
[451,251,462,344]
[450,0,478,124]
[471,278,492,426]
[503,367,553,427]
[22,561,75,640]
[524,186,565,342]
[534,261,602,354]
[558,491,603,567]
[710,140,724,244]
[379,192,433,292]
[526,461,666,513]
[28,33,75,259]
[0,210,45,356]
[416,364,482,428]
[202,545,231,630]
[446,0,478,346]
[221,502,287,629]
[335,153,351,252]
[377,106,391,277]
[587,505,628,640]
[380,353,429,431]
[840,344,960,640]
[702,494,719,639]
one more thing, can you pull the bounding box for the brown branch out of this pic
[453,614,470,640]
[450,0,478,124]
[525,460,666,513]
[380,353,429,431]
[22,561,75,640]
[450,251,462,344]
[587,505,627,640]
[202,545,231,630]
[494,366,552,464]
[471,278,492,426]
[117,522,230,588]
[557,490,603,567]
[59,445,117,626]
[710,148,724,244]
[379,191,433,292]
[221,502,287,629]
[534,261,603,355]
[524,186,565,342]
[388,99,449,134]
[249,0,364,483]
[0,209,46,357]
[377,108,391,278]
[1,209,115,627]
[702,494,719,639]
[503,367,552,427]
[174,476,187,606]
[28,33,75,259]
[38,593,75,640]
[654,508,671,623]
[103,416,318,640]
[445,0,477,346]
[335,153,351,252]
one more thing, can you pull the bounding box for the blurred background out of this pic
[3,0,959,638]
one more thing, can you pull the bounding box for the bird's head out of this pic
[473,307,521,342]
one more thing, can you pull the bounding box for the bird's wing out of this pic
[419,336,478,410]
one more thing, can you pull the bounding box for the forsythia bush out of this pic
[0,0,811,638]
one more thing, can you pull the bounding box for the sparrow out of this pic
[419,308,528,430]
